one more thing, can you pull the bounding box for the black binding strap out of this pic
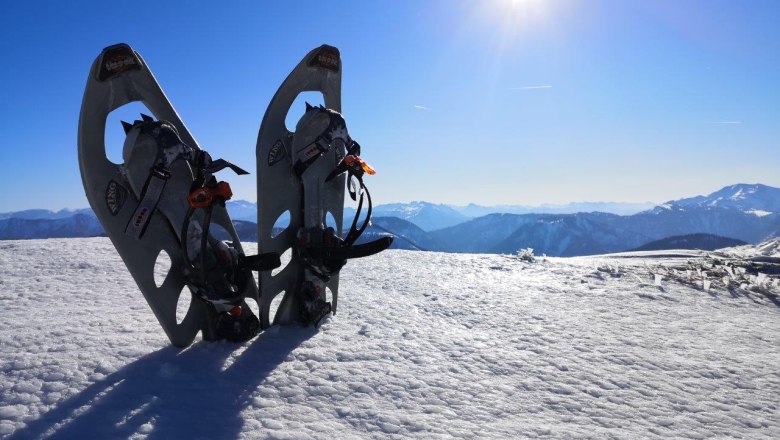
[343,175,373,246]
[308,236,393,261]
[199,204,214,285]
[241,253,282,271]
[125,166,170,239]
[180,206,199,279]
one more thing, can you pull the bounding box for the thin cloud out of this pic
[710,121,742,124]
[511,85,553,90]
[413,105,431,110]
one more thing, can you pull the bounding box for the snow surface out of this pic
[1,238,779,439]
[720,240,780,260]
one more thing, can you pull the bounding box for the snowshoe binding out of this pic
[256,45,392,328]
[78,43,279,347]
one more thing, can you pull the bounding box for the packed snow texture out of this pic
[1,238,778,439]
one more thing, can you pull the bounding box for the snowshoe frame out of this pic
[78,43,257,347]
[256,45,345,327]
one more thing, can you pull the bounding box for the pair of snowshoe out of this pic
[78,43,392,347]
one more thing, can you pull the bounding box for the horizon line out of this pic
[4,182,776,214]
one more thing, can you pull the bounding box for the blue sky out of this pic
[1,0,778,211]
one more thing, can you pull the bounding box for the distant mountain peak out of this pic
[667,183,780,213]
[714,183,766,201]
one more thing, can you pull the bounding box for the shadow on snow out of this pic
[9,325,318,439]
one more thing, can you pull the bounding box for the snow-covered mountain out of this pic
[430,185,780,256]
[432,209,780,256]
[429,212,652,256]
[0,208,93,221]
[668,183,780,213]
[489,213,651,256]
[225,200,259,222]
[623,205,779,245]
[226,200,657,227]
[220,200,470,231]
[366,201,469,232]
[452,201,657,217]
[1,238,778,439]
[0,205,262,241]
[0,214,104,240]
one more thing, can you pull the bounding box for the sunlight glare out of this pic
[475,0,552,67]
[470,0,553,55]
[491,0,549,29]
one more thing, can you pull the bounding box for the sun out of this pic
[464,0,556,89]
[508,0,543,9]
[474,0,552,41]
[496,0,548,22]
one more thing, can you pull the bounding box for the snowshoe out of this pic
[256,45,392,328]
[78,43,279,347]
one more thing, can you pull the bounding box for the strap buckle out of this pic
[188,181,233,208]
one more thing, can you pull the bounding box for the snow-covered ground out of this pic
[1,238,778,439]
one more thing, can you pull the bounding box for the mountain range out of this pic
[450,201,657,218]
[427,184,780,256]
[0,214,104,240]
[0,208,94,221]
[2,183,779,256]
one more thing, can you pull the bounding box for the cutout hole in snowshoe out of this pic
[104,101,152,165]
[344,198,370,226]
[176,287,192,325]
[271,248,292,278]
[285,91,325,132]
[271,210,291,238]
[208,222,234,242]
[325,211,338,233]
[153,249,172,288]
[245,296,260,321]
[269,290,284,326]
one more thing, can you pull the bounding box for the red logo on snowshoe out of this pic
[97,44,142,81]
[308,46,340,72]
